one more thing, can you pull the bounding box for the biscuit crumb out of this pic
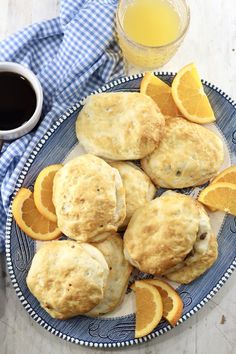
[220,314,226,324]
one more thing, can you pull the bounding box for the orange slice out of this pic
[198,182,236,216]
[211,165,236,185]
[144,279,183,326]
[172,63,215,124]
[140,72,180,117]
[34,164,62,222]
[131,280,163,338]
[12,188,62,240]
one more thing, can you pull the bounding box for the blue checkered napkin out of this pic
[0,0,124,252]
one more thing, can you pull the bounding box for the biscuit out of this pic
[165,233,218,284]
[165,205,218,283]
[141,117,224,188]
[86,233,133,316]
[124,191,201,275]
[76,92,165,160]
[53,154,126,242]
[26,241,109,319]
[109,161,156,227]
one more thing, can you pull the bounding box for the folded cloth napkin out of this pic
[0,0,124,252]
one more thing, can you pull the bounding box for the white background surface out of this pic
[0,0,236,353]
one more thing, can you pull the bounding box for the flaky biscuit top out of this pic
[76,92,165,160]
[141,117,224,188]
[53,154,126,242]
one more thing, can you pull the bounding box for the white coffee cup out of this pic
[0,62,43,141]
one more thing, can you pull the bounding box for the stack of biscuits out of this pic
[27,92,223,320]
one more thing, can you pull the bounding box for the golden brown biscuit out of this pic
[109,161,156,227]
[141,117,224,188]
[26,241,109,319]
[76,92,165,160]
[86,233,133,316]
[164,205,218,283]
[53,154,126,242]
[165,233,218,284]
[124,191,201,275]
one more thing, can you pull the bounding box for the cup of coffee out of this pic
[0,62,43,141]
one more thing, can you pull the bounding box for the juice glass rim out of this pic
[116,0,191,50]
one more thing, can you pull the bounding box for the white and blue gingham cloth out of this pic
[0,0,124,252]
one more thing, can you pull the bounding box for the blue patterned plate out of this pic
[5,73,236,348]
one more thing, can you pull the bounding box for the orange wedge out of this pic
[34,164,62,222]
[12,188,62,240]
[131,280,163,338]
[198,182,236,216]
[211,165,236,185]
[140,72,180,117]
[172,63,215,124]
[144,279,183,326]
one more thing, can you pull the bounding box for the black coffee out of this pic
[0,72,37,130]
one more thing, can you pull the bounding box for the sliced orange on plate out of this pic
[144,279,183,326]
[211,165,236,185]
[131,281,163,338]
[198,182,236,216]
[34,164,62,222]
[172,63,215,124]
[12,188,62,240]
[140,72,179,117]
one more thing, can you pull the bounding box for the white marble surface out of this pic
[0,0,236,353]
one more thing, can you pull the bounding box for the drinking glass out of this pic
[116,0,190,70]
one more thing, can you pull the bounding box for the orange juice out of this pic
[123,0,181,47]
[116,0,189,69]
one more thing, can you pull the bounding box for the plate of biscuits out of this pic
[6,64,236,348]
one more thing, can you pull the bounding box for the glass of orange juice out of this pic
[116,0,190,70]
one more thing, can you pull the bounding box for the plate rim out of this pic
[5,71,236,348]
